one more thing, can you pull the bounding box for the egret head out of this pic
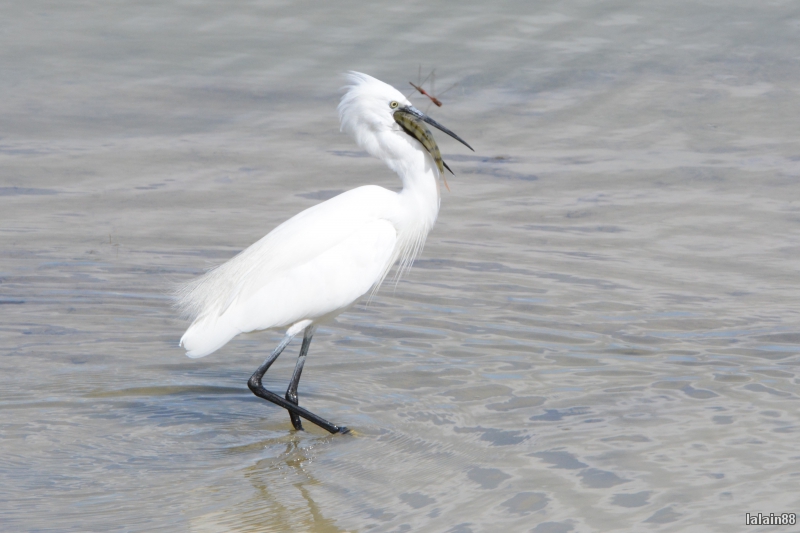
[338,72,473,176]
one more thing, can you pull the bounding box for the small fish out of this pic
[393,108,453,191]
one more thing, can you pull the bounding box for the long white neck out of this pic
[381,145,441,280]
[385,145,441,229]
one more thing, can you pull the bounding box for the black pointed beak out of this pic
[403,106,474,152]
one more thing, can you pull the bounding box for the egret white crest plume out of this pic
[176,72,473,433]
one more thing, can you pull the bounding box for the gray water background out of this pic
[2,1,800,531]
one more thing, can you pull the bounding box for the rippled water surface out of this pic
[3,1,800,531]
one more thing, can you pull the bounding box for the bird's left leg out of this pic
[285,329,312,431]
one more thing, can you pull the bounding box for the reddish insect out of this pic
[409,81,443,107]
[408,68,458,109]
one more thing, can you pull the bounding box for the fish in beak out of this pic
[393,105,474,176]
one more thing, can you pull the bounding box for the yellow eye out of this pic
[390,101,399,109]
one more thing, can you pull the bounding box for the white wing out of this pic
[178,185,400,357]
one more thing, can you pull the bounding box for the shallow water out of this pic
[2,1,800,531]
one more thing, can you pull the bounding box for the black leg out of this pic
[285,330,312,430]
[247,331,348,434]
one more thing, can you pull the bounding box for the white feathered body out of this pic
[177,73,443,358]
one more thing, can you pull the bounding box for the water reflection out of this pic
[187,436,342,531]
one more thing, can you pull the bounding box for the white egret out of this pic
[176,72,473,433]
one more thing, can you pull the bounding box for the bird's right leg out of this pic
[284,330,312,431]
[247,334,347,434]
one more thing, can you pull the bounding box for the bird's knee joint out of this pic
[247,376,261,394]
